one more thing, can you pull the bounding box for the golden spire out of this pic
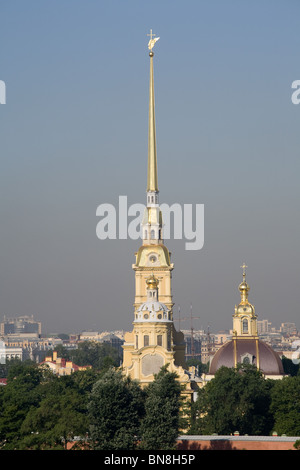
[147,29,159,193]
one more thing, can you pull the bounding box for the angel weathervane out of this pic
[147,29,160,52]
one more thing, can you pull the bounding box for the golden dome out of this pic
[235,302,255,316]
[239,281,250,292]
[146,274,159,289]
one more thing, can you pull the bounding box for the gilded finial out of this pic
[146,273,159,289]
[147,29,160,55]
[239,263,250,300]
[240,262,248,281]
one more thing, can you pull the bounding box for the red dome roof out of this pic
[209,338,284,376]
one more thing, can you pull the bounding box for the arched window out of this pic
[144,229,148,239]
[144,335,149,347]
[242,319,249,334]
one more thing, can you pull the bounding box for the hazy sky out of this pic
[1,1,300,335]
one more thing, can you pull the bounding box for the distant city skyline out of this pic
[1,1,300,334]
[0,312,298,337]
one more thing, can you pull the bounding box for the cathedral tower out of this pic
[133,33,173,313]
[122,32,192,389]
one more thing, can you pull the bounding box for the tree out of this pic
[0,362,45,449]
[270,375,300,436]
[186,358,209,375]
[139,366,181,450]
[69,341,121,370]
[19,369,98,449]
[191,365,274,436]
[20,380,86,449]
[88,368,145,450]
[281,356,299,377]
[0,363,100,450]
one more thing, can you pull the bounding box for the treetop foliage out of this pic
[0,355,299,450]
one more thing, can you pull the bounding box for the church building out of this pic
[121,33,284,395]
[207,264,285,380]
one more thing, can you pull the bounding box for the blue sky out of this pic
[0,1,300,334]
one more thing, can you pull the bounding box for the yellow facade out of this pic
[40,351,91,376]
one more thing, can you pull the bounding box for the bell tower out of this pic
[232,263,258,337]
[122,32,192,390]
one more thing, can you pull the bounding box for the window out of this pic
[167,334,171,351]
[144,335,149,347]
[151,230,155,239]
[135,335,138,349]
[157,335,162,346]
[242,319,249,334]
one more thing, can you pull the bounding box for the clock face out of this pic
[149,254,157,264]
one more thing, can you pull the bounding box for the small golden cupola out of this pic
[233,263,258,336]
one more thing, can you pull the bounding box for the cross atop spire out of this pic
[147,29,156,41]
[147,29,160,52]
[240,262,248,281]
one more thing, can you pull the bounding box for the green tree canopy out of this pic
[270,375,300,436]
[191,364,274,436]
[20,371,94,449]
[139,365,182,450]
[281,356,299,377]
[88,368,145,450]
[0,362,45,449]
[0,363,99,450]
[68,341,121,370]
